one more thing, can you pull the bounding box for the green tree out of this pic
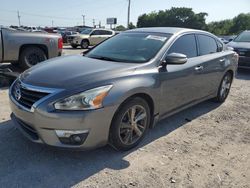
[230,13,250,34]
[128,22,136,29]
[207,19,234,35]
[115,25,126,31]
[137,7,208,30]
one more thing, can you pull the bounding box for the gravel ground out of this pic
[0,48,250,187]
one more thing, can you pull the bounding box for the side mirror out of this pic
[228,38,233,42]
[163,53,188,65]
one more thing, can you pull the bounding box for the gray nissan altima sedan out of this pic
[9,27,238,151]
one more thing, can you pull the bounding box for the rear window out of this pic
[197,35,218,55]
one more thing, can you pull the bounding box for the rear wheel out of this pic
[71,44,78,49]
[81,40,89,49]
[214,72,233,103]
[109,98,151,151]
[19,47,47,69]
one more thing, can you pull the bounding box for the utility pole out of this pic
[82,15,85,26]
[52,20,54,27]
[127,0,131,29]
[17,11,21,26]
[99,21,101,28]
[93,19,95,28]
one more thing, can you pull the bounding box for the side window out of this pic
[197,35,218,55]
[101,30,112,35]
[168,34,197,58]
[217,40,223,52]
[91,30,101,35]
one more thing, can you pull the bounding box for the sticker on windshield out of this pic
[146,35,167,42]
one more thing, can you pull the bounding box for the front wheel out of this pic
[214,72,233,103]
[81,40,89,49]
[109,98,151,151]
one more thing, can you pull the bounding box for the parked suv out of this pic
[68,28,115,49]
[227,30,250,69]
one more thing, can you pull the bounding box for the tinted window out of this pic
[100,30,113,35]
[234,31,250,42]
[168,34,197,58]
[91,30,101,35]
[198,35,217,55]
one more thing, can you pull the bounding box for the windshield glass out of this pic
[86,32,171,63]
[81,29,93,35]
[234,32,250,42]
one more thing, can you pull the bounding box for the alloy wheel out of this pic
[118,105,148,145]
[220,74,232,100]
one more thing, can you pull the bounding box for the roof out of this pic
[125,27,198,34]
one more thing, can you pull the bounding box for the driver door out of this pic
[159,34,208,116]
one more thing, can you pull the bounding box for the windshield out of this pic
[81,29,93,35]
[86,32,171,63]
[234,32,250,42]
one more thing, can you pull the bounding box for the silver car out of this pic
[9,27,238,151]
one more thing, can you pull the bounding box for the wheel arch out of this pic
[19,44,48,60]
[110,92,156,130]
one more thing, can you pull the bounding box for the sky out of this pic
[0,0,249,27]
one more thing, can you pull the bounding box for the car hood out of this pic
[20,55,138,89]
[227,41,250,49]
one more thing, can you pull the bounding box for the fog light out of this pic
[71,135,82,143]
[55,130,89,145]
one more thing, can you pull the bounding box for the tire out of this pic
[109,97,151,151]
[213,72,233,103]
[81,40,89,49]
[19,47,47,69]
[71,44,78,49]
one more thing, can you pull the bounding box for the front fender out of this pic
[103,73,161,115]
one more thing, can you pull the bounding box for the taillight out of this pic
[58,38,63,49]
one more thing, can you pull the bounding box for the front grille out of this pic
[234,48,250,57]
[11,81,50,110]
[67,36,75,40]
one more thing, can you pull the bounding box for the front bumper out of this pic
[9,95,118,149]
[238,56,250,69]
[69,38,81,46]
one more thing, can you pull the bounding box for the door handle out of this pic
[220,58,225,62]
[195,66,204,71]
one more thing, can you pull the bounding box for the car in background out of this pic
[68,28,115,49]
[227,30,250,69]
[219,38,229,44]
[62,31,79,43]
[9,27,238,151]
[0,27,63,69]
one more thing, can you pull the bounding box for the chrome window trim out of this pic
[9,79,64,113]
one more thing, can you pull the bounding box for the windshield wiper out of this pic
[89,55,123,62]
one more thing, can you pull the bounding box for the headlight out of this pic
[54,85,113,110]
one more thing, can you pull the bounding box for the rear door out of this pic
[89,30,102,45]
[89,30,108,45]
[160,34,209,116]
[195,34,226,95]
